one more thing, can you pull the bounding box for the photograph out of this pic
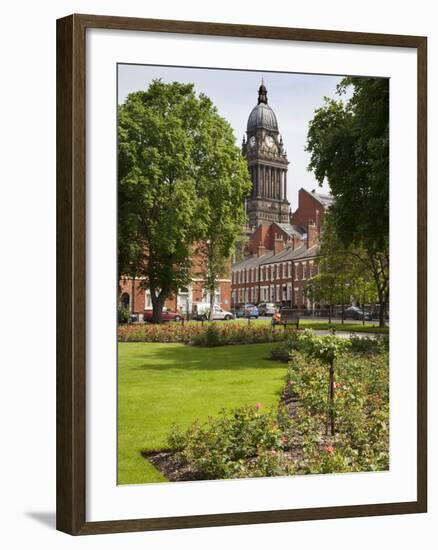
[116,64,390,486]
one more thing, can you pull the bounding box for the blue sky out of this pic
[118,64,345,208]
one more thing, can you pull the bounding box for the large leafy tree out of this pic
[306,77,389,326]
[118,80,251,322]
[305,215,378,324]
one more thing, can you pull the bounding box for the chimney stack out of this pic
[274,236,285,255]
[258,244,266,257]
[307,221,318,249]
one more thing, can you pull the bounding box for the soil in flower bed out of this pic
[143,449,202,482]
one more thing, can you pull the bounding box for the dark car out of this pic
[257,302,277,316]
[236,304,260,318]
[144,307,183,322]
[343,306,372,321]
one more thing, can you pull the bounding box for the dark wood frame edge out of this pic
[56,13,427,536]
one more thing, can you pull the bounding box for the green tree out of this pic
[305,272,339,324]
[306,215,380,324]
[193,109,250,320]
[305,217,354,324]
[118,80,251,322]
[306,77,389,326]
[350,275,378,325]
[300,330,351,435]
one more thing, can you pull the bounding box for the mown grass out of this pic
[118,342,287,485]
[183,318,389,334]
[299,321,389,334]
[234,319,388,333]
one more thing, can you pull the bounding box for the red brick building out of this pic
[120,273,232,320]
[232,220,320,309]
[291,188,334,234]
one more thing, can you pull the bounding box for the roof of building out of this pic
[260,243,320,264]
[247,80,279,132]
[232,250,275,271]
[274,222,307,238]
[247,103,279,132]
[303,188,335,207]
[232,242,320,271]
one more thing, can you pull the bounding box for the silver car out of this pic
[257,302,277,316]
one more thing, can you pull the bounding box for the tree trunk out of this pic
[362,291,366,326]
[379,297,389,328]
[131,277,135,315]
[341,287,345,325]
[328,362,335,436]
[151,289,166,324]
[377,288,388,328]
[208,288,215,321]
[368,251,389,328]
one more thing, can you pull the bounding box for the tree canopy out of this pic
[306,77,389,252]
[305,215,378,323]
[306,77,389,326]
[118,80,251,322]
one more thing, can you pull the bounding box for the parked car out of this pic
[343,306,372,321]
[257,302,277,316]
[144,307,183,322]
[192,302,234,321]
[236,304,260,318]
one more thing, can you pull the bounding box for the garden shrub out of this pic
[118,306,130,324]
[118,322,289,346]
[287,348,389,473]
[167,404,294,479]
[269,331,302,362]
[349,334,389,354]
[190,324,222,347]
[298,329,352,363]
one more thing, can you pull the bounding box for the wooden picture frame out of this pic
[56,13,427,535]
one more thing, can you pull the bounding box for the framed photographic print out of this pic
[56,14,427,535]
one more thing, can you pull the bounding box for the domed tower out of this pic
[243,80,290,228]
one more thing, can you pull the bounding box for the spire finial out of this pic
[258,78,268,104]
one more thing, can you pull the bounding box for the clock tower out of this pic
[242,80,290,228]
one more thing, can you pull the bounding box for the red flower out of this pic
[325,446,334,454]
[255,403,262,410]
[270,450,277,457]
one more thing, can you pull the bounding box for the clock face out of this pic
[265,135,275,148]
[249,136,256,148]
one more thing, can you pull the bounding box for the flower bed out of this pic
[155,335,389,479]
[118,322,289,345]
[118,322,203,343]
[284,349,389,473]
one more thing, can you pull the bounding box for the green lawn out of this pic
[236,318,389,334]
[299,321,389,333]
[118,342,287,484]
[207,318,388,334]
